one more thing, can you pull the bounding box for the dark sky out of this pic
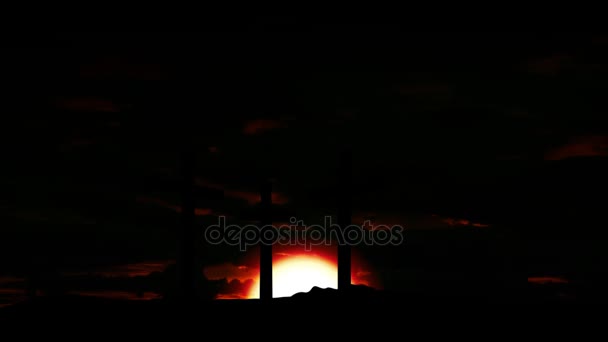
[3,29,608,299]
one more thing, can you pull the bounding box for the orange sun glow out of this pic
[248,255,338,298]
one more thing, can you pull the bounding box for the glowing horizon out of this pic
[248,254,338,299]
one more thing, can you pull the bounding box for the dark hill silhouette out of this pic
[0,283,574,337]
[289,284,379,302]
[0,286,517,321]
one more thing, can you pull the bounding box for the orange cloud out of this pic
[592,36,608,46]
[243,119,285,135]
[356,271,372,278]
[353,212,490,230]
[528,277,569,285]
[225,190,288,205]
[195,179,289,205]
[204,263,258,282]
[0,288,24,294]
[65,260,172,278]
[0,276,24,285]
[351,213,403,230]
[66,290,161,301]
[545,136,608,160]
[136,196,214,216]
[527,54,572,75]
[445,218,470,226]
[79,56,167,81]
[442,217,490,228]
[218,279,255,299]
[216,293,247,299]
[204,263,258,299]
[54,97,119,112]
[0,287,27,308]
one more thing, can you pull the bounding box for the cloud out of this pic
[352,270,373,287]
[65,290,161,301]
[216,293,247,299]
[545,136,608,160]
[0,278,27,308]
[204,263,257,299]
[0,288,24,294]
[218,278,255,299]
[442,217,489,228]
[136,196,214,216]
[223,190,288,205]
[65,260,173,278]
[352,212,490,230]
[527,54,573,75]
[0,287,27,308]
[351,213,404,230]
[14,208,96,225]
[203,263,258,282]
[54,97,119,112]
[0,276,24,285]
[528,277,568,285]
[526,52,608,75]
[398,83,452,101]
[195,179,289,205]
[243,119,285,135]
[79,56,167,81]
[592,36,608,46]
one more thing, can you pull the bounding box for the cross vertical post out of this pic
[337,148,352,290]
[260,179,273,299]
[177,136,197,301]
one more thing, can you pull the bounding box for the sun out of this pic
[248,255,337,298]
